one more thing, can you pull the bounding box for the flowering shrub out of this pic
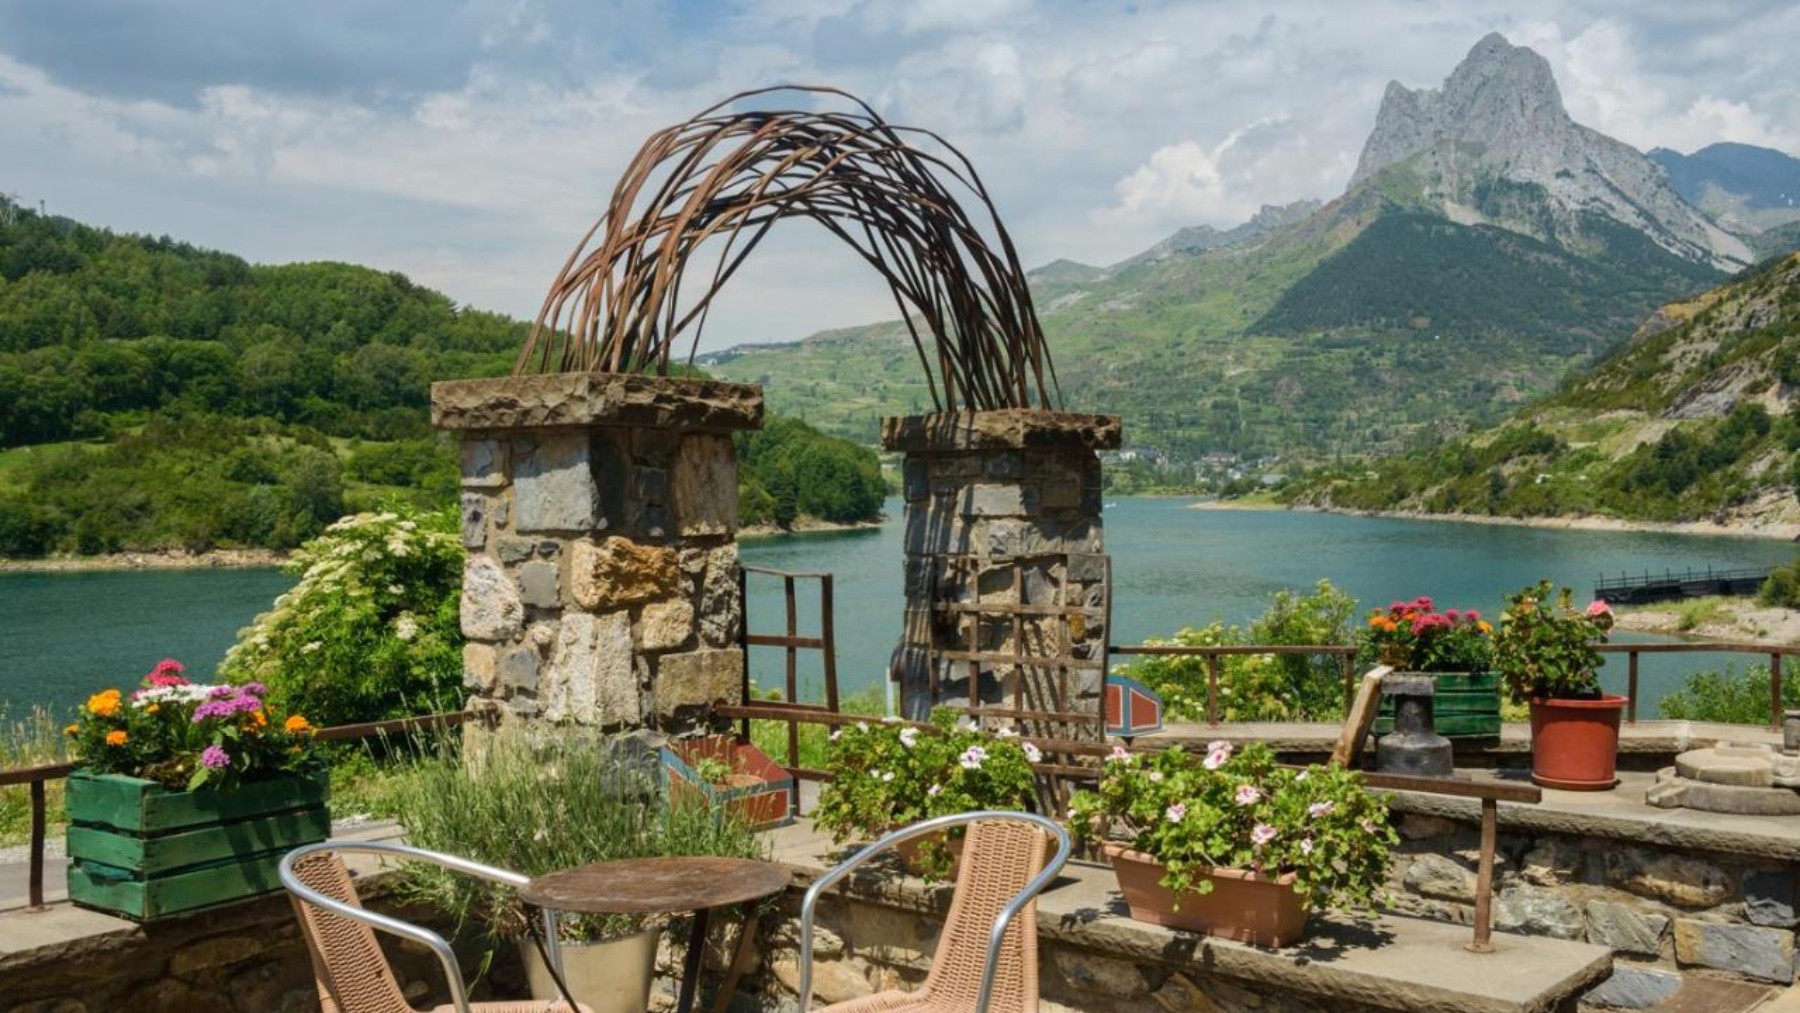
[66,659,321,791]
[1495,580,1614,702]
[1125,581,1358,722]
[813,711,1040,880]
[1358,596,1493,672]
[221,506,463,727]
[1068,740,1395,913]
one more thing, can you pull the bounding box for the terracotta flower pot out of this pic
[1103,843,1308,948]
[1528,695,1626,791]
[891,828,965,881]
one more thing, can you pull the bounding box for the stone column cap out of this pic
[881,410,1122,452]
[432,373,763,432]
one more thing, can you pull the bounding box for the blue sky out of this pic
[1,0,1795,348]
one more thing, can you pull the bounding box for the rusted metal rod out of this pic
[28,778,46,912]
[1467,798,1498,953]
[1206,656,1222,727]
[1772,652,1785,733]
[1627,650,1640,725]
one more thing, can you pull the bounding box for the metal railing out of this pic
[0,709,469,914]
[1109,641,1799,731]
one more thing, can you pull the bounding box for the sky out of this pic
[2,0,1797,351]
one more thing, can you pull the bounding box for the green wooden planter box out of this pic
[1373,670,1501,739]
[65,769,330,922]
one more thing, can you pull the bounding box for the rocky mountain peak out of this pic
[1353,34,1569,185]
[1347,34,1752,270]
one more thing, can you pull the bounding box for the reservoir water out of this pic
[3,499,1793,720]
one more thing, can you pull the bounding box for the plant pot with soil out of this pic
[1496,580,1623,791]
[1069,740,1396,948]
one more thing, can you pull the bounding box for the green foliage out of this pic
[1122,580,1357,722]
[1494,581,1614,702]
[1068,741,1396,914]
[1658,664,1800,725]
[737,416,884,526]
[748,688,884,772]
[389,725,764,940]
[221,506,463,727]
[813,710,1040,881]
[2,414,348,554]
[1758,558,1800,608]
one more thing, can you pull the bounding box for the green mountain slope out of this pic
[0,196,883,556]
[706,177,1722,461]
[1289,253,1800,525]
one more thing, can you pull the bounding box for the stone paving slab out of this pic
[767,821,1612,1013]
[1387,770,1800,863]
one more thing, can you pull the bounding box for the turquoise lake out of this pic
[3,499,1793,720]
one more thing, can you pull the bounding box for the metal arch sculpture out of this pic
[516,85,1061,413]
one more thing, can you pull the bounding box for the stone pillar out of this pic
[432,373,761,735]
[882,410,1122,736]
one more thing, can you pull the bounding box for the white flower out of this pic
[394,614,419,642]
[1165,803,1188,823]
[1203,748,1231,771]
[1107,746,1133,764]
[829,730,842,742]
[898,727,919,748]
[1022,742,1043,763]
[301,641,322,655]
[1300,838,1315,856]
[1307,801,1334,819]
[856,721,869,732]
[1250,823,1278,847]
[927,784,942,797]
[879,771,895,783]
[1147,771,1164,783]
[1295,770,1309,782]
[1234,785,1262,806]
[959,746,987,770]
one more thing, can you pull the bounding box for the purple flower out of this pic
[1203,747,1231,771]
[201,745,231,770]
[1234,784,1262,806]
[1250,823,1277,847]
[959,746,988,770]
[1165,803,1187,823]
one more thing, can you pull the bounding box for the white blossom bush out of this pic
[222,506,463,728]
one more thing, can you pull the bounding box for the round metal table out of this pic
[521,856,792,1013]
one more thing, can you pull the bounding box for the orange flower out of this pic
[146,704,160,715]
[105,730,128,747]
[1478,621,1493,635]
[251,709,268,728]
[284,715,312,734]
[86,689,122,717]
[64,724,78,737]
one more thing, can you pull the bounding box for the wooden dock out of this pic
[1594,566,1772,605]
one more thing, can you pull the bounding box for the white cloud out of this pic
[0,2,1796,350]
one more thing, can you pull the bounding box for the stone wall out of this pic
[882,411,1121,735]
[1386,807,1800,1004]
[0,884,485,1013]
[434,374,761,735]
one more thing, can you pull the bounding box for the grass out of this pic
[748,687,886,771]
[0,706,70,847]
[1674,597,1732,632]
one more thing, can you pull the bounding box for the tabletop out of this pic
[518,856,793,914]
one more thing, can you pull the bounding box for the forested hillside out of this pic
[0,196,883,557]
[1289,253,1800,526]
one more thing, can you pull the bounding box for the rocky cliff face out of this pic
[1351,33,1752,271]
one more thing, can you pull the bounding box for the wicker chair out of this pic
[281,840,592,1013]
[798,811,1072,1013]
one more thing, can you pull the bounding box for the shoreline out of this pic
[0,548,288,574]
[1,517,890,572]
[1195,500,1800,542]
[1612,597,1800,647]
